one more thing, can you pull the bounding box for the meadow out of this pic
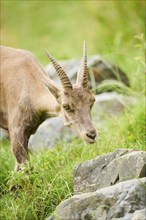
[0,1,145,219]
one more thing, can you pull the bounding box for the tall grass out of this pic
[0,1,145,219]
[0,97,145,219]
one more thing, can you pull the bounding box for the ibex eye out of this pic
[92,97,96,102]
[63,104,70,110]
[63,104,74,112]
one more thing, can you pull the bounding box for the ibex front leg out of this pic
[10,126,30,172]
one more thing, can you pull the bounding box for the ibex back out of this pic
[0,42,97,171]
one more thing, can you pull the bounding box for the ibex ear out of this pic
[47,83,60,99]
[42,75,60,99]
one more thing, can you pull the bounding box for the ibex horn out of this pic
[46,50,72,90]
[76,41,88,88]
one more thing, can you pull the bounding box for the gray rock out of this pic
[74,149,146,194]
[94,92,137,117]
[105,151,146,185]
[0,128,9,141]
[131,209,146,220]
[47,177,146,220]
[29,117,75,150]
[45,55,129,90]
[112,208,146,220]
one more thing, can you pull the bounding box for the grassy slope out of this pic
[0,100,145,220]
[0,1,145,219]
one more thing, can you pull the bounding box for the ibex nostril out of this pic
[86,133,96,140]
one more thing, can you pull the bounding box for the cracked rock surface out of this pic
[47,177,146,220]
[74,149,146,194]
[47,149,146,220]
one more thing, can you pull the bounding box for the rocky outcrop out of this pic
[74,149,146,194]
[47,149,146,220]
[47,178,146,220]
[29,117,75,149]
[94,92,137,117]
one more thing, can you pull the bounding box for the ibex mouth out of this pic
[88,139,96,144]
[84,136,97,144]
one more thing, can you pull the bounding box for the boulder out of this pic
[0,128,9,141]
[94,92,137,120]
[29,117,75,150]
[45,55,129,90]
[74,149,146,194]
[47,177,146,220]
[112,209,146,220]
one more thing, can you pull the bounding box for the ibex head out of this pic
[46,42,97,144]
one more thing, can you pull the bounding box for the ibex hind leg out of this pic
[9,126,30,172]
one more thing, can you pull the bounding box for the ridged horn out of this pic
[46,50,72,90]
[76,41,88,88]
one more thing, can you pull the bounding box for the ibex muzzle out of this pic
[0,42,97,171]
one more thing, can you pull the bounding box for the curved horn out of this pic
[76,41,88,88]
[46,50,72,90]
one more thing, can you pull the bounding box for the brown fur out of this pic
[0,46,97,171]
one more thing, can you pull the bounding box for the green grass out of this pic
[0,97,145,219]
[0,1,145,219]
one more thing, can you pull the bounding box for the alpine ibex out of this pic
[0,42,97,171]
